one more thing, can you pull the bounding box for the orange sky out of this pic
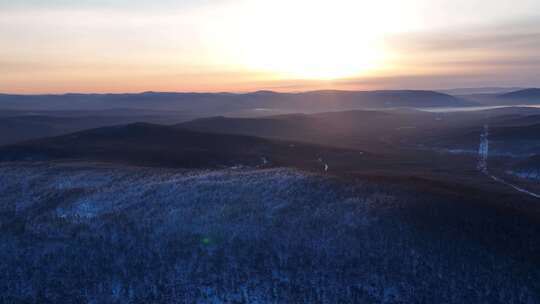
[1,0,540,93]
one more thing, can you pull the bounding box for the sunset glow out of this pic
[1,0,540,93]
[205,0,399,80]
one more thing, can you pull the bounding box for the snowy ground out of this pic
[0,162,538,303]
[476,125,540,199]
[509,170,540,181]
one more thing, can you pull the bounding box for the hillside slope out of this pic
[1,163,539,303]
[496,88,540,104]
[0,123,364,169]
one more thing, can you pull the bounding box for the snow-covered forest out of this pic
[0,162,538,303]
[510,169,540,181]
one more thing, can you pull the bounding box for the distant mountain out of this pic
[177,109,487,153]
[0,115,114,146]
[178,108,540,158]
[0,90,473,114]
[179,110,409,150]
[0,123,362,169]
[440,87,524,95]
[290,90,471,109]
[497,88,540,103]
[458,88,540,105]
[0,111,196,146]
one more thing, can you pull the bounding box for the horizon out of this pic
[2,0,540,93]
[0,86,536,96]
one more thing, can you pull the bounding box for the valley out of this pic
[1,88,540,303]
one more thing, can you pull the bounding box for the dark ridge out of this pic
[0,122,363,169]
[498,88,540,100]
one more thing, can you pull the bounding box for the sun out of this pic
[205,0,391,80]
[242,34,384,80]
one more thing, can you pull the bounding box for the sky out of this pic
[1,0,540,93]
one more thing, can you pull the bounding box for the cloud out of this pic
[388,18,540,53]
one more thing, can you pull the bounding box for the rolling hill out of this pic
[498,88,540,103]
[456,88,540,106]
[0,90,473,114]
[0,123,365,169]
[177,109,489,152]
[0,110,197,146]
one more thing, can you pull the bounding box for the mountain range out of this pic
[0,90,470,113]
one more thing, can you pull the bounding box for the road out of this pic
[478,124,540,199]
